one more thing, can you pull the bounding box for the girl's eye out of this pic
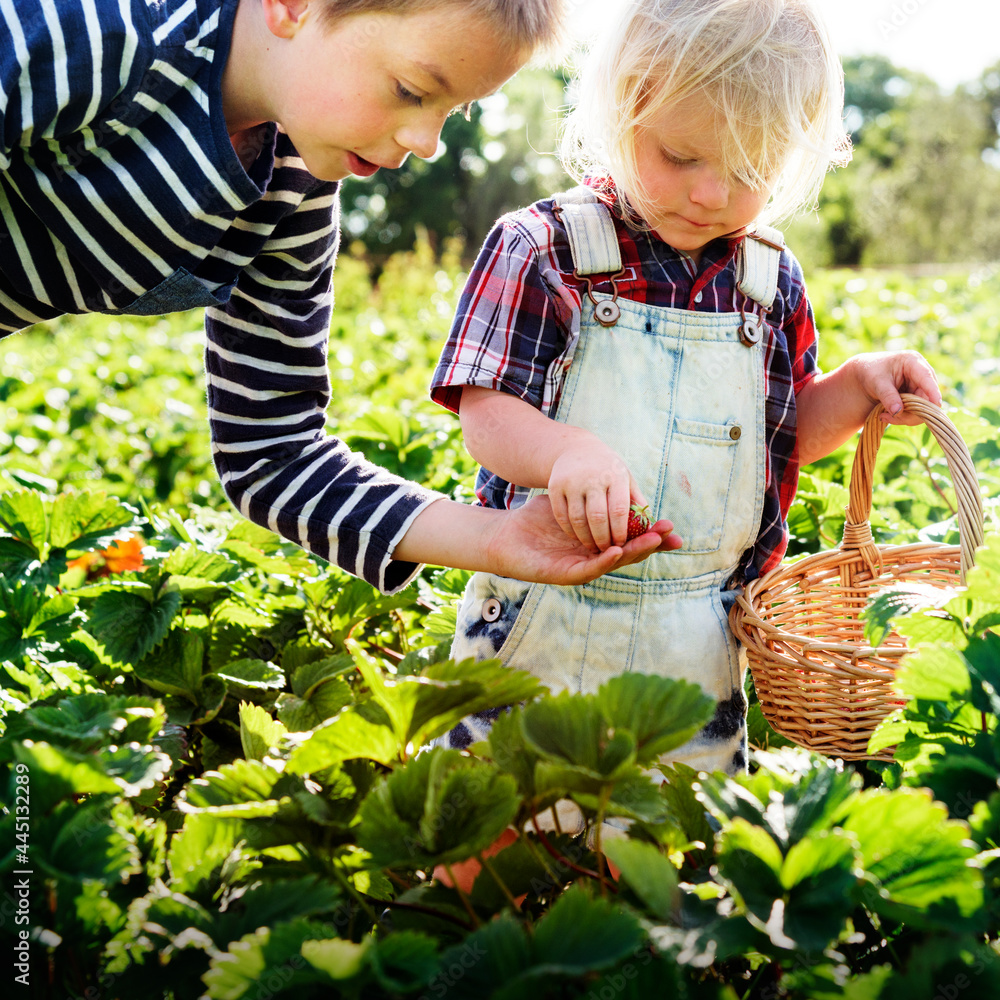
[395,82,423,107]
[661,149,695,167]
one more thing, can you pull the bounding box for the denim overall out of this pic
[442,188,784,777]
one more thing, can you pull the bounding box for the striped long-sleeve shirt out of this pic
[0,0,440,593]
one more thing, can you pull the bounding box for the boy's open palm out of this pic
[488,494,681,585]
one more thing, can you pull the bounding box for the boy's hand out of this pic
[547,439,647,552]
[486,494,682,586]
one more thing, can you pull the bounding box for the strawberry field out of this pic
[1,243,998,999]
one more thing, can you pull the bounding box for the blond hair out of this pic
[562,0,851,227]
[313,0,568,59]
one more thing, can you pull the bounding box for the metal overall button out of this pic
[594,299,621,326]
[482,598,502,622]
[729,425,742,440]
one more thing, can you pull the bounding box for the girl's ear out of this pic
[260,0,312,39]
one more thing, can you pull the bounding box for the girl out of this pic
[430,0,940,777]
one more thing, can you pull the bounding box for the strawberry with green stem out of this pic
[626,503,653,541]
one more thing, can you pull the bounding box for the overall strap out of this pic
[737,224,785,311]
[552,187,623,276]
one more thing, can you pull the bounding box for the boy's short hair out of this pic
[562,0,851,226]
[314,0,568,59]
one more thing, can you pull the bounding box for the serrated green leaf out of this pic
[87,588,181,665]
[0,489,47,555]
[532,883,645,974]
[215,658,284,690]
[357,748,519,868]
[600,673,716,763]
[300,937,370,980]
[167,813,244,895]
[434,912,531,998]
[843,788,984,928]
[177,758,283,816]
[39,797,142,884]
[204,921,344,998]
[134,629,204,700]
[895,645,973,702]
[290,654,354,698]
[50,491,139,553]
[286,703,401,769]
[239,701,289,761]
[368,932,440,994]
[603,838,678,920]
[863,583,960,646]
[162,545,241,581]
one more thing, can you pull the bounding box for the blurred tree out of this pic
[787,56,1000,266]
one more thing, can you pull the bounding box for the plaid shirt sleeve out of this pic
[431,205,576,415]
[751,248,820,578]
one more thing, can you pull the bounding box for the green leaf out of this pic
[368,932,440,994]
[215,657,285,690]
[49,490,139,553]
[532,883,645,974]
[357,747,520,868]
[0,692,165,755]
[603,837,679,920]
[434,913,532,998]
[300,937,370,981]
[843,788,985,928]
[162,545,242,581]
[38,797,142,884]
[600,673,716,763]
[134,629,204,700]
[0,489,47,555]
[863,583,960,646]
[87,588,181,665]
[204,921,346,998]
[239,701,289,761]
[167,813,245,895]
[177,759,283,817]
[895,645,973,702]
[522,692,637,788]
[286,702,401,770]
[290,654,354,698]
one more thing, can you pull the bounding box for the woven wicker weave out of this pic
[730,394,985,760]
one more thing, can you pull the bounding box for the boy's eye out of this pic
[395,82,423,107]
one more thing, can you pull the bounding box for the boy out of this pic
[0,0,673,592]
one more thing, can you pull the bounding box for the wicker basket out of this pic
[730,393,985,761]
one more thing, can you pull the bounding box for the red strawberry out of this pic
[626,503,652,540]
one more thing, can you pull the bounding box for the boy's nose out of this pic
[396,120,443,161]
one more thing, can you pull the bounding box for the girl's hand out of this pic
[796,350,943,464]
[853,350,942,426]
[547,440,643,552]
[486,494,682,586]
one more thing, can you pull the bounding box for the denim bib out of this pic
[103,267,234,316]
[442,189,783,777]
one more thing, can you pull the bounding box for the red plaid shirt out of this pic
[431,180,819,581]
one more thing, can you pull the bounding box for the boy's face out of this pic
[631,98,774,263]
[262,3,527,181]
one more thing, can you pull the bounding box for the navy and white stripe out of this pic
[1,0,439,592]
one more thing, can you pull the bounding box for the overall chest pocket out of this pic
[662,415,745,554]
[106,268,234,316]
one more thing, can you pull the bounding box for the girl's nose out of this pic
[689,167,729,210]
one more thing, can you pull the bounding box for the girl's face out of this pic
[630,98,775,264]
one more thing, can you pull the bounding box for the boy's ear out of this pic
[260,0,313,39]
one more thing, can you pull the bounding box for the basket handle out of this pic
[841,393,984,583]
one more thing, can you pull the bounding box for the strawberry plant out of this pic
[0,258,998,997]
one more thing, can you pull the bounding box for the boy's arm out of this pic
[795,350,941,464]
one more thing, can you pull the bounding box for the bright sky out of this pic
[571,0,998,90]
